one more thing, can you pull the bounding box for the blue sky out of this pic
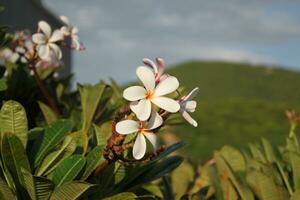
[44,0,300,84]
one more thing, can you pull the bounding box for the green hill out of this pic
[167,61,300,161]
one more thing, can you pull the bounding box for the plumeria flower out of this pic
[143,58,168,83]
[124,66,180,121]
[60,16,81,50]
[20,40,35,63]
[179,88,199,127]
[0,48,19,63]
[32,21,63,60]
[116,112,163,159]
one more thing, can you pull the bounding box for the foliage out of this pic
[169,61,300,159]
[160,113,300,200]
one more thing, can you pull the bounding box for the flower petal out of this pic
[32,33,46,44]
[72,26,79,34]
[38,21,52,38]
[49,30,63,42]
[152,97,180,113]
[147,112,163,130]
[116,120,139,135]
[133,134,146,160]
[37,45,50,60]
[184,87,199,101]
[123,86,146,101]
[156,58,165,78]
[49,43,62,59]
[71,35,81,50]
[182,111,198,127]
[130,99,151,121]
[60,15,70,26]
[144,131,157,149]
[136,66,155,91]
[181,100,197,112]
[143,58,158,74]
[60,26,70,35]
[154,76,179,97]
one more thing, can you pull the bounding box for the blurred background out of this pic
[2,0,300,160]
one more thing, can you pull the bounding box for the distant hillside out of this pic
[167,61,300,160]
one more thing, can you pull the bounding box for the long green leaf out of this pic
[22,168,54,200]
[38,101,58,125]
[78,81,106,152]
[0,100,28,147]
[246,170,281,200]
[0,177,16,200]
[36,136,74,176]
[1,134,31,199]
[34,119,73,167]
[1,134,31,187]
[81,145,104,180]
[52,155,86,186]
[103,192,137,200]
[50,182,94,200]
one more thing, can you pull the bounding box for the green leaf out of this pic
[214,152,254,200]
[1,134,31,190]
[0,100,28,147]
[0,177,16,200]
[291,189,300,200]
[103,192,137,200]
[50,182,94,200]
[81,145,104,180]
[288,151,300,189]
[220,145,246,172]
[93,123,111,147]
[36,136,74,176]
[261,138,277,163]
[79,81,106,153]
[52,155,86,187]
[0,78,7,91]
[34,119,73,167]
[38,101,58,125]
[22,168,54,200]
[246,170,281,200]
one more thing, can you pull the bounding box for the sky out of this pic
[43,0,300,84]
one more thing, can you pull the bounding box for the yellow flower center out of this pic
[145,90,154,100]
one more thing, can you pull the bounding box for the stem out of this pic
[31,64,61,117]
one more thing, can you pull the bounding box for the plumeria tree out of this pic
[0,14,200,199]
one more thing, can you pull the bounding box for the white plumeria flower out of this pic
[32,21,63,60]
[0,48,19,63]
[179,88,199,127]
[116,112,163,159]
[143,58,168,83]
[124,66,180,121]
[60,16,81,50]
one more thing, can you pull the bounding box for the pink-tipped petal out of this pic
[152,97,180,113]
[116,120,139,135]
[38,21,52,37]
[32,33,46,44]
[154,76,179,97]
[133,134,146,160]
[144,132,157,149]
[156,58,165,77]
[136,66,155,91]
[130,99,151,121]
[123,86,146,101]
[182,111,198,127]
[143,58,158,74]
[147,112,163,130]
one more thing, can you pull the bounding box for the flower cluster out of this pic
[0,16,82,76]
[115,58,198,160]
